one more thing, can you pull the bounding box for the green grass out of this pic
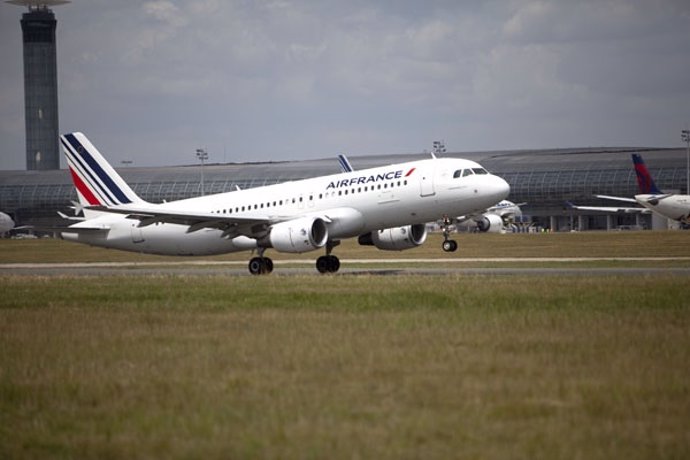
[1,230,689,263]
[1,274,689,459]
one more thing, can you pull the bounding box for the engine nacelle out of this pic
[358,224,427,251]
[476,214,504,233]
[269,217,328,253]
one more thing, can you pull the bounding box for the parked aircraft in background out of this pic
[0,212,15,235]
[52,132,510,274]
[568,154,690,224]
[455,199,524,233]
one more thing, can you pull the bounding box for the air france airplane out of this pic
[57,132,510,274]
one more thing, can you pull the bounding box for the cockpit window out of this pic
[454,168,488,178]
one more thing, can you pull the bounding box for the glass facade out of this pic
[0,147,687,229]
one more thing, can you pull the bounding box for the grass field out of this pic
[1,230,690,263]
[1,232,689,458]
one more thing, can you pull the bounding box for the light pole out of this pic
[432,140,446,156]
[195,148,208,195]
[682,129,689,194]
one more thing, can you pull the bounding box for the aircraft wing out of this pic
[31,225,111,234]
[594,194,638,204]
[565,202,650,214]
[86,204,276,237]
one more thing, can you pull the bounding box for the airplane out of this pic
[52,132,510,274]
[455,199,524,233]
[567,154,690,224]
[0,212,15,235]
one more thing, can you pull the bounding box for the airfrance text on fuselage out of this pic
[326,168,414,190]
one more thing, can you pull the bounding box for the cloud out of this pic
[1,0,689,170]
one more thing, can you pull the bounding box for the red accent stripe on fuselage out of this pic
[69,167,101,205]
[405,167,416,177]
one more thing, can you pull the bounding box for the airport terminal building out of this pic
[0,146,687,232]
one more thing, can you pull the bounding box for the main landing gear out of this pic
[247,243,341,275]
[440,215,458,253]
[316,241,340,274]
[248,248,273,275]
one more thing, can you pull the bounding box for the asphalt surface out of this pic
[2,258,690,277]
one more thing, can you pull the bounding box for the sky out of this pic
[1,0,690,170]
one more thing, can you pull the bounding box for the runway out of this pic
[2,258,690,277]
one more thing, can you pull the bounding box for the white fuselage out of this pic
[635,194,690,223]
[64,158,509,255]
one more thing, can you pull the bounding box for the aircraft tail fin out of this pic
[60,132,146,207]
[632,154,662,195]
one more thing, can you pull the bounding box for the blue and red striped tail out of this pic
[60,132,144,207]
[632,154,662,195]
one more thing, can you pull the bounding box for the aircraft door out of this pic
[419,165,436,197]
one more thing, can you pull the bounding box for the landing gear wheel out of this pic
[442,240,458,252]
[248,257,273,275]
[316,255,340,274]
[439,215,458,253]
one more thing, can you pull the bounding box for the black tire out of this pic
[316,256,329,274]
[328,255,340,273]
[442,240,458,252]
[249,257,273,275]
[316,255,340,273]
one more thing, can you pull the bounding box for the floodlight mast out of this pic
[682,128,690,194]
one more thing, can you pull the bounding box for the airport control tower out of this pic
[7,0,69,170]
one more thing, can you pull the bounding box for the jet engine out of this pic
[475,214,504,233]
[358,224,427,251]
[269,217,328,253]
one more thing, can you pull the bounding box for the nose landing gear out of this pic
[440,215,458,252]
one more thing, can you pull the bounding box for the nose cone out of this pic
[489,174,510,203]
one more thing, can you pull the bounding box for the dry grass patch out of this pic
[1,274,689,458]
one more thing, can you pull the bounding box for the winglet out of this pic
[632,154,662,195]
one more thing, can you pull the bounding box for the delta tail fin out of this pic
[60,132,146,207]
[632,154,662,195]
